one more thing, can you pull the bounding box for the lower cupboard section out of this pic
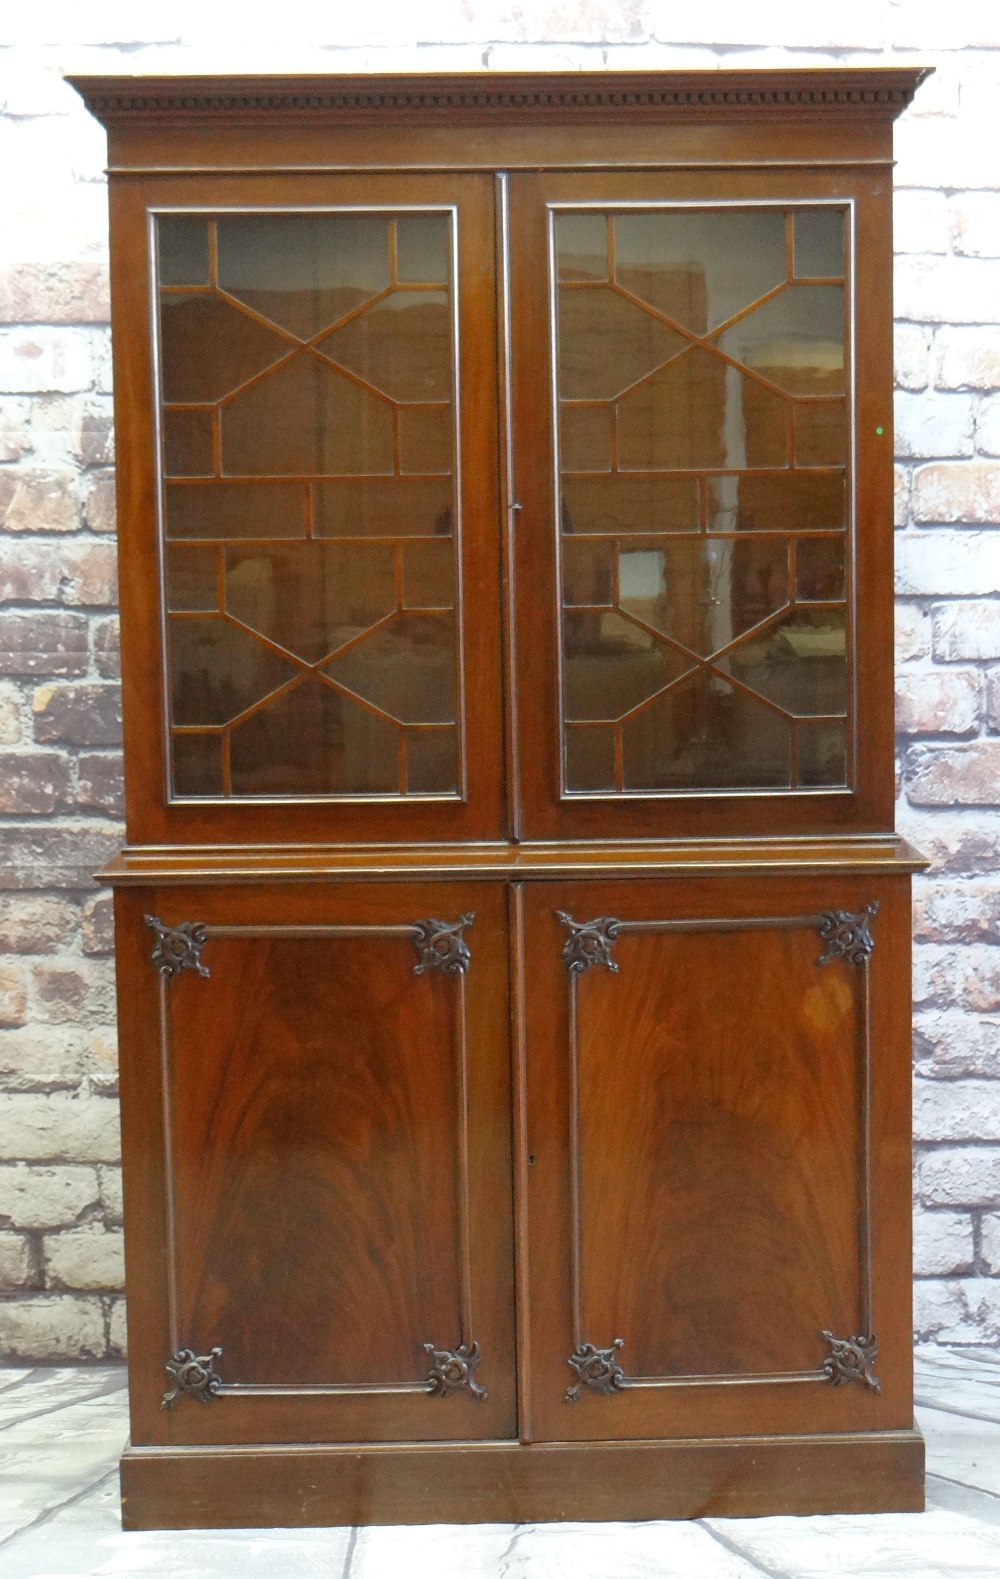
[119,1432,925,1528]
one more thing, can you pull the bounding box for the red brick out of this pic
[81,893,114,956]
[81,471,115,534]
[914,881,1000,944]
[0,468,79,533]
[76,753,124,815]
[895,670,980,736]
[58,542,118,608]
[0,896,78,954]
[32,683,122,748]
[912,462,1000,524]
[92,618,120,679]
[933,601,1000,661]
[0,824,122,891]
[0,260,110,325]
[0,752,71,814]
[0,542,63,604]
[77,400,114,466]
[0,613,88,676]
[0,965,27,1029]
[906,742,1000,806]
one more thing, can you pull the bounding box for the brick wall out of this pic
[1,4,998,1358]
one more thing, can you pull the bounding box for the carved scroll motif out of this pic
[821,1331,881,1393]
[422,1340,488,1400]
[412,914,474,976]
[816,902,879,967]
[565,1338,626,1401]
[145,915,210,979]
[556,913,622,975]
[161,1346,223,1409]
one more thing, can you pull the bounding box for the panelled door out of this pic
[116,881,516,1446]
[516,874,914,1442]
[507,169,896,840]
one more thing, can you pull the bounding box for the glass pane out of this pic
[225,543,396,665]
[160,295,290,403]
[793,209,845,279]
[798,721,848,787]
[165,482,306,540]
[797,537,846,602]
[314,478,453,538]
[217,214,389,338]
[712,286,845,396]
[172,732,222,796]
[156,209,462,800]
[617,539,789,658]
[617,350,789,469]
[565,725,616,791]
[714,609,847,717]
[795,401,847,467]
[168,616,295,728]
[562,611,693,722]
[229,678,398,796]
[613,210,787,333]
[562,539,613,607]
[406,727,457,793]
[562,475,699,535]
[395,214,450,286]
[552,204,854,797]
[556,213,608,282]
[323,613,455,725]
[163,408,214,477]
[707,473,845,533]
[402,540,454,609]
[158,216,210,287]
[166,544,218,612]
[621,671,791,789]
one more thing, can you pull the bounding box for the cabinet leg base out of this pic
[120,1428,924,1528]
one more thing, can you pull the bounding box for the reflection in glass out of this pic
[562,610,692,721]
[225,542,396,664]
[158,216,210,287]
[172,732,222,796]
[556,213,609,282]
[324,614,455,725]
[314,478,453,538]
[402,539,454,609]
[160,295,289,404]
[395,214,450,286]
[707,473,844,533]
[166,544,218,612]
[713,286,844,396]
[163,408,214,477]
[169,616,294,727]
[165,482,306,540]
[562,475,698,535]
[558,288,686,400]
[613,210,787,333]
[617,350,789,470]
[793,209,845,279]
[217,214,390,338]
[565,725,616,791]
[562,539,613,607]
[798,721,848,787]
[320,292,452,401]
[407,727,457,793]
[797,537,846,602]
[221,355,394,477]
[617,539,789,658]
[398,404,453,474]
[560,405,613,472]
[794,401,847,467]
[622,671,791,789]
[229,678,398,795]
[715,610,847,717]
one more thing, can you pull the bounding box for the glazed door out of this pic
[116,881,516,1446]
[516,875,914,1442]
[111,172,506,845]
[507,169,895,840]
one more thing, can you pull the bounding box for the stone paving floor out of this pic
[2,1347,1000,1576]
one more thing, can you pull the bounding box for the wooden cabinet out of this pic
[72,66,929,1527]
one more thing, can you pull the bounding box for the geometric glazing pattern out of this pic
[157,210,460,799]
[554,205,850,794]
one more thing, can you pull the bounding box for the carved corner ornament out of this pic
[412,914,474,976]
[565,1338,626,1402]
[422,1340,488,1400]
[161,1346,223,1409]
[816,901,879,967]
[145,915,210,979]
[556,912,622,975]
[821,1331,881,1394]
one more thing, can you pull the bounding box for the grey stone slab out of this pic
[0,1367,126,1433]
[706,1506,1000,1575]
[919,1401,1000,1499]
